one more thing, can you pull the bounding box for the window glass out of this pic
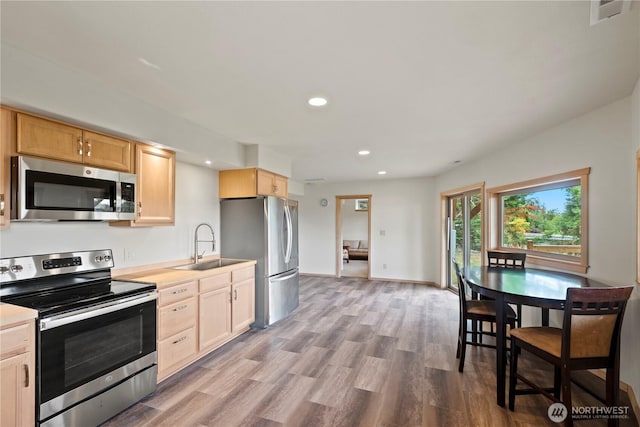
[487,168,589,273]
[501,184,581,257]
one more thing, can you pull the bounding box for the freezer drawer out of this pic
[257,269,299,328]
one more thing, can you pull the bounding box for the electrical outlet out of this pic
[380,229,386,236]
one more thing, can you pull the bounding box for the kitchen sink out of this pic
[171,258,247,271]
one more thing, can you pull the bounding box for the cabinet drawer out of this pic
[200,272,231,293]
[158,297,197,340]
[232,266,255,283]
[0,323,32,358]
[158,281,197,306]
[158,327,197,373]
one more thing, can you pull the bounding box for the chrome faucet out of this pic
[194,223,215,264]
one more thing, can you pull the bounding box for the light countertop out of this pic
[0,303,37,328]
[114,259,256,289]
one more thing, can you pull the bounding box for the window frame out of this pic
[486,168,590,274]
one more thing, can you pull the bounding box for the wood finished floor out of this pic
[102,276,638,427]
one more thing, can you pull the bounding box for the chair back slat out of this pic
[487,251,526,269]
[453,262,468,313]
[562,287,633,359]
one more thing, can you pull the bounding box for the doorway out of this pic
[336,195,371,279]
[442,184,484,290]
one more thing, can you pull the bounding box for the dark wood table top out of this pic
[465,266,612,309]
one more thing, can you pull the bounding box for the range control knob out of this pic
[0,266,9,274]
[10,265,23,273]
[104,255,112,261]
[95,256,104,263]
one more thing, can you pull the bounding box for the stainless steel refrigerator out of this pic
[220,196,299,328]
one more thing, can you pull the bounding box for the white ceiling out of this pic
[1,1,639,182]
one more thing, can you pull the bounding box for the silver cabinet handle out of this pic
[173,336,187,344]
[234,289,238,300]
[86,139,92,157]
[173,304,188,312]
[172,288,188,295]
[137,201,142,217]
[23,364,29,387]
[77,137,83,155]
[0,194,4,217]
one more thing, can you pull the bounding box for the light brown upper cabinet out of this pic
[16,113,133,173]
[112,144,175,227]
[0,108,14,229]
[219,168,288,199]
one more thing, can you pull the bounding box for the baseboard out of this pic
[588,369,639,419]
[299,273,438,287]
[368,276,438,287]
[299,273,336,278]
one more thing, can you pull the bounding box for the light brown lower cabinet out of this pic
[0,321,35,427]
[157,265,255,382]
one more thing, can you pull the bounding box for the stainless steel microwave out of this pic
[11,156,136,221]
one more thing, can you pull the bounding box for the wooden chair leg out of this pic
[606,365,621,427]
[458,319,468,373]
[553,366,561,399]
[561,367,573,427]
[508,340,519,411]
[456,317,462,359]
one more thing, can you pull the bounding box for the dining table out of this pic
[464,266,612,407]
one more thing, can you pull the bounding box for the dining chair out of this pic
[454,262,517,373]
[508,286,633,427]
[487,250,526,269]
[487,251,525,328]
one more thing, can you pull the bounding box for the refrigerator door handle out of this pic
[284,204,293,264]
[271,270,298,282]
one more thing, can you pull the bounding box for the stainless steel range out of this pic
[0,249,157,427]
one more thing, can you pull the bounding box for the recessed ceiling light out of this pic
[205,160,212,165]
[308,97,328,107]
[358,150,371,156]
[378,171,387,175]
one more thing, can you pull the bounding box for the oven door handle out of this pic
[39,292,157,331]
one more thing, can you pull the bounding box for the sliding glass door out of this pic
[447,190,482,290]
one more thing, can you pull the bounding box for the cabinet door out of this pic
[0,352,34,427]
[82,131,132,172]
[158,327,197,380]
[158,297,197,341]
[256,169,275,196]
[219,168,258,199]
[134,144,175,225]
[273,174,288,198]
[199,287,232,350]
[0,108,12,229]
[232,278,255,333]
[17,114,83,163]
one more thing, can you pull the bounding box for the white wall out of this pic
[340,199,368,242]
[0,162,220,268]
[296,177,435,282]
[0,42,245,170]
[435,93,640,402]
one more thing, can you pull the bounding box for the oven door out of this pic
[38,293,157,422]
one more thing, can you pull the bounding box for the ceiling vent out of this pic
[590,0,632,25]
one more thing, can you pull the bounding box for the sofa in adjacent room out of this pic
[343,240,368,260]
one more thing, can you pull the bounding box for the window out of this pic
[487,168,590,273]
